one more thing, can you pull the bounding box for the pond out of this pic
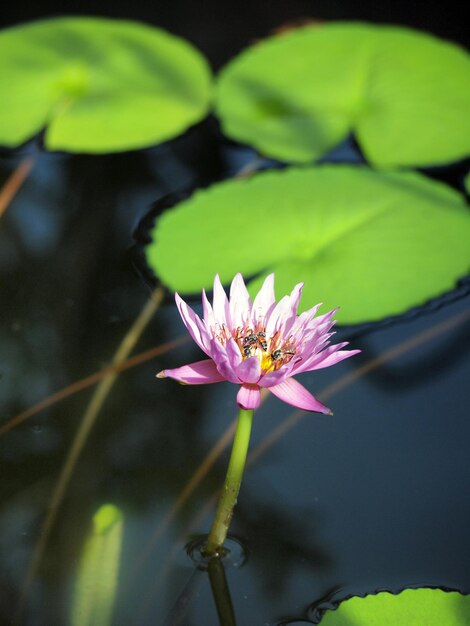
[0,122,469,625]
[1,10,470,625]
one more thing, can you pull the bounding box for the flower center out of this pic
[235,326,296,373]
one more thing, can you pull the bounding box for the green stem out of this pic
[204,408,254,557]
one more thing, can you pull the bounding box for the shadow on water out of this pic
[236,500,331,597]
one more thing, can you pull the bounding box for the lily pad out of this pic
[146,166,470,324]
[319,588,470,625]
[215,23,470,168]
[0,17,212,152]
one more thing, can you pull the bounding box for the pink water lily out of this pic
[158,273,360,413]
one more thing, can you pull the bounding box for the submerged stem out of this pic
[204,408,254,557]
[208,556,236,626]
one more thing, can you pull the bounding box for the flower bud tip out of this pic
[156,371,166,379]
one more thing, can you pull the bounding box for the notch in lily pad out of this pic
[145,165,470,325]
[215,22,470,168]
[0,17,213,153]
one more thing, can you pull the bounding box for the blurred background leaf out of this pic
[215,23,470,168]
[0,17,213,153]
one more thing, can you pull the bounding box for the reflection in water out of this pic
[162,568,204,626]
[14,286,164,622]
[357,306,470,391]
[236,501,331,598]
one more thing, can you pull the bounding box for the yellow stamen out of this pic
[234,325,296,374]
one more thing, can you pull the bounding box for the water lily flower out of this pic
[158,273,360,413]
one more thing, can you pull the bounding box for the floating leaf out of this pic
[0,17,212,152]
[319,588,470,625]
[70,504,123,626]
[215,23,470,168]
[146,166,470,324]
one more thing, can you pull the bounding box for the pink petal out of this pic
[269,377,331,414]
[294,342,352,374]
[295,331,334,363]
[202,289,215,327]
[288,303,323,337]
[229,273,252,327]
[289,282,304,316]
[292,342,343,374]
[158,359,226,385]
[303,309,338,335]
[237,384,261,410]
[302,327,334,345]
[265,294,291,336]
[258,359,299,387]
[175,293,211,354]
[212,274,231,328]
[235,356,261,383]
[307,348,361,371]
[280,282,304,336]
[209,339,241,384]
[225,336,243,369]
[252,273,275,321]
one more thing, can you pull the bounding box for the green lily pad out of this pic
[319,588,470,625]
[215,23,470,168]
[146,165,470,324]
[0,17,212,152]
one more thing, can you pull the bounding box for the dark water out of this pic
[0,126,469,626]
